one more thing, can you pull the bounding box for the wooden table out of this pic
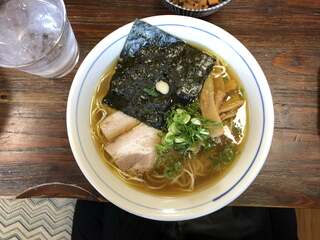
[0,0,319,208]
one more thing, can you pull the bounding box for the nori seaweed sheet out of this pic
[103,20,215,129]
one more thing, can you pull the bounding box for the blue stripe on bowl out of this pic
[75,24,265,211]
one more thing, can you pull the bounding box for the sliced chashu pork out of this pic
[104,122,160,174]
[100,111,140,142]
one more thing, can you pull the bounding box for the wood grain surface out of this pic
[296,209,320,240]
[0,0,319,207]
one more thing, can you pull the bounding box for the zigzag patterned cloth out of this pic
[0,198,76,240]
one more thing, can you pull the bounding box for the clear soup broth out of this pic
[90,51,248,196]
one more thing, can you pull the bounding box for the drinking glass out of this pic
[0,0,79,78]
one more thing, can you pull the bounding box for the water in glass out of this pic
[0,0,79,78]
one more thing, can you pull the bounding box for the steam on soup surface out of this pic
[90,20,247,194]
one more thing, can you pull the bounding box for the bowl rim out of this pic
[67,15,274,221]
[164,0,232,12]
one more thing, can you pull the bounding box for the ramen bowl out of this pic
[67,15,274,221]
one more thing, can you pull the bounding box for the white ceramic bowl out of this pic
[67,15,274,221]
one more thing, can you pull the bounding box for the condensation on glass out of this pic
[0,0,79,78]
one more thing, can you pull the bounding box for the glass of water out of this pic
[0,0,79,78]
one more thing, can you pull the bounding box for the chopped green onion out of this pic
[199,129,210,135]
[168,123,180,134]
[143,86,159,97]
[164,161,182,179]
[210,144,236,169]
[191,118,201,125]
[156,101,217,164]
[175,137,186,143]
[173,109,191,124]
[164,132,175,145]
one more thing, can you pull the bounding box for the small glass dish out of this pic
[161,0,232,18]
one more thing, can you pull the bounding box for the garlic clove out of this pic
[155,80,169,95]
